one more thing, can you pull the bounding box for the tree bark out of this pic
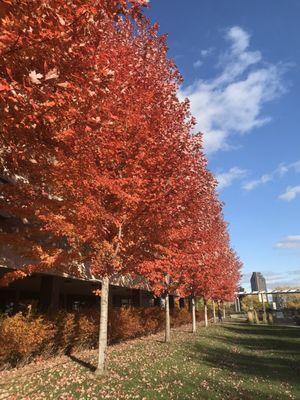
[165,292,171,342]
[95,276,109,375]
[262,295,267,323]
[212,300,216,323]
[191,296,197,333]
[237,297,241,312]
[204,300,208,327]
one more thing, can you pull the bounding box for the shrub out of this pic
[50,310,99,353]
[0,305,204,369]
[0,313,55,367]
[109,307,143,342]
[171,308,191,327]
[139,307,165,334]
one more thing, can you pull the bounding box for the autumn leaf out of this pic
[29,70,43,84]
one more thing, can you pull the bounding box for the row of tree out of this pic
[0,0,241,374]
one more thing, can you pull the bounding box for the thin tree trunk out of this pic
[237,297,241,312]
[191,296,197,333]
[95,276,109,375]
[212,300,216,323]
[223,302,226,319]
[165,292,171,342]
[262,295,267,323]
[204,300,208,327]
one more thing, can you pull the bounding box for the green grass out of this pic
[0,322,299,399]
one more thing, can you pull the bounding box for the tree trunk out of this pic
[204,300,208,327]
[95,276,109,375]
[234,297,238,312]
[191,296,197,333]
[165,292,171,342]
[223,303,226,319]
[262,295,267,323]
[237,297,241,312]
[212,300,216,323]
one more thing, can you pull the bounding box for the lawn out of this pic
[0,322,299,400]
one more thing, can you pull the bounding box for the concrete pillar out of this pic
[131,289,140,307]
[39,275,60,312]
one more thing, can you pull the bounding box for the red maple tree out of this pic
[0,0,242,372]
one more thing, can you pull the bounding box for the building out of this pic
[0,267,157,313]
[250,272,267,292]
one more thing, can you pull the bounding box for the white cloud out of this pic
[201,48,214,57]
[193,48,214,69]
[193,60,203,69]
[242,160,300,191]
[291,160,300,173]
[227,26,249,54]
[277,161,300,175]
[275,235,300,249]
[278,185,300,201]
[179,26,286,154]
[277,163,289,177]
[216,167,248,190]
[243,174,272,191]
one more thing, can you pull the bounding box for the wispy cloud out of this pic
[193,60,203,69]
[193,48,214,69]
[279,185,300,201]
[216,167,248,190]
[243,174,272,191]
[275,235,300,249]
[179,26,287,154]
[201,48,214,57]
[243,160,300,191]
[264,270,300,288]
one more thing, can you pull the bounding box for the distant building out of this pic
[250,272,267,292]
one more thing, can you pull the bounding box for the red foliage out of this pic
[0,0,241,317]
[0,0,189,283]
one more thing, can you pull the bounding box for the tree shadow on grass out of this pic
[189,323,300,388]
[212,327,300,355]
[64,312,97,372]
[199,343,298,383]
[223,322,300,339]
[66,354,96,372]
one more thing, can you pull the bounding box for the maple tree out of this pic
[173,183,242,331]
[0,0,242,373]
[0,0,171,373]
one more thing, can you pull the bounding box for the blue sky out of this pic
[146,0,300,290]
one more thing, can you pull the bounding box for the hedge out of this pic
[0,306,204,369]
